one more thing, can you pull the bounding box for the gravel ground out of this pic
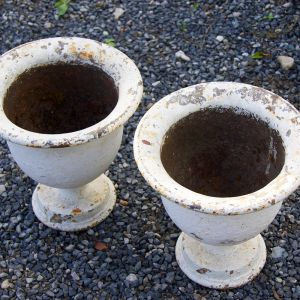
[0,0,299,299]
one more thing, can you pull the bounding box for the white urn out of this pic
[0,37,143,231]
[134,82,300,289]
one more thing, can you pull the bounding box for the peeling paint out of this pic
[0,37,143,149]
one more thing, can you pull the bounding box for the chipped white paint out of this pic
[134,82,300,289]
[32,174,116,231]
[0,37,143,231]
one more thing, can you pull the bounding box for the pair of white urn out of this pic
[0,37,299,289]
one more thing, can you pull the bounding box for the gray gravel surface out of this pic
[0,0,299,299]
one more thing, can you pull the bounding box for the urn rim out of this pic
[0,37,143,148]
[134,82,300,215]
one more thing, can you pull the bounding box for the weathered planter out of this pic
[0,37,143,231]
[134,82,300,289]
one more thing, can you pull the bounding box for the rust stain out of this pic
[291,116,300,124]
[69,44,77,56]
[50,141,72,148]
[50,213,72,223]
[78,51,94,60]
[266,105,275,113]
[72,208,82,215]
[142,139,151,145]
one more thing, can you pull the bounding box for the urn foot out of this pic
[32,174,116,231]
[175,233,266,289]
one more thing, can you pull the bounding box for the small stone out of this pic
[65,244,75,251]
[81,240,89,246]
[0,184,6,194]
[80,7,88,12]
[165,272,175,284]
[277,55,295,70]
[25,278,34,284]
[44,22,52,29]
[275,277,283,283]
[175,50,191,62]
[87,229,94,235]
[119,200,128,206]
[271,246,285,258]
[114,8,125,20]
[193,294,206,300]
[146,103,154,110]
[46,290,55,297]
[232,12,241,17]
[1,279,12,289]
[71,271,80,281]
[0,273,8,278]
[134,261,141,272]
[283,2,292,8]
[97,281,103,289]
[216,35,224,42]
[152,81,161,87]
[288,214,295,223]
[125,273,138,286]
[37,275,43,281]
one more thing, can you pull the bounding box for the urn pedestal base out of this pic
[32,174,116,231]
[175,233,266,289]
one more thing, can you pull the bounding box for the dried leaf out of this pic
[94,241,108,251]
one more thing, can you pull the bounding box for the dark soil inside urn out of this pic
[161,107,285,197]
[4,63,118,134]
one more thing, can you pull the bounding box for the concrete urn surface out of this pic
[0,37,143,231]
[134,82,300,289]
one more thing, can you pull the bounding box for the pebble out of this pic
[119,199,129,206]
[71,271,80,281]
[283,2,292,8]
[0,184,5,193]
[1,279,12,289]
[114,7,125,20]
[0,272,8,278]
[44,21,52,29]
[216,35,225,42]
[65,244,75,252]
[37,275,43,281]
[152,81,161,87]
[271,246,285,258]
[277,55,295,70]
[175,50,191,62]
[232,12,241,17]
[125,273,138,287]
